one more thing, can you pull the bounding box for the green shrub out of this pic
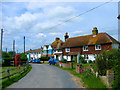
[95,50,108,76]
[2,57,13,66]
[95,48,120,88]
[74,56,77,63]
[61,59,67,63]
[79,56,84,63]
[88,60,93,63]
[40,56,50,61]
[82,60,87,64]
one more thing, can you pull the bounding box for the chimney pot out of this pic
[92,27,98,36]
[64,32,69,41]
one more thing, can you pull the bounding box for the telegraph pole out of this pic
[0,29,3,65]
[6,48,7,53]
[13,40,15,58]
[24,36,25,54]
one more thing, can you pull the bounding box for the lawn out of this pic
[55,63,106,88]
[1,65,32,89]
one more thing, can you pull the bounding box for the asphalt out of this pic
[7,64,77,88]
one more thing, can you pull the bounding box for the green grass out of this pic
[55,63,106,88]
[1,65,32,89]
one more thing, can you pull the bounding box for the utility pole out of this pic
[6,48,7,53]
[13,40,15,58]
[0,29,3,65]
[24,36,25,54]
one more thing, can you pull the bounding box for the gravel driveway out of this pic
[7,64,77,88]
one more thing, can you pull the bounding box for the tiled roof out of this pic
[25,48,42,54]
[51,40,64,49]
[66,52,79,55]
[54,53,62,55]
[62,33,119,48]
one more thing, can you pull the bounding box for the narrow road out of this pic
[8,64,77,88]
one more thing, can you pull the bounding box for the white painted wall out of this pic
[81,54,95,61]
[58,55,62,61]
[54,55,56,59]
[67,56,71,61]
[63,56,67,60]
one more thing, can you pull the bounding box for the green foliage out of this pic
[8,51,16,58]
[88,60,93,64]
[61,59,67,63]
[74,56,77,63]
[95,50,108,76]
[95,48,120,88]
[2,51,10,58]
[79,56,87,64]
[2,65,32,89]
[79,56,84,63]
[40,56,49,61]
[2,57,14,66]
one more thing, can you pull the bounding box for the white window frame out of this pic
[83,46,88,51]
[65,48,70,52]
[95,45,101,50]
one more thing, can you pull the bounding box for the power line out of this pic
[49,0,113,30]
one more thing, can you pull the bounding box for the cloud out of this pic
[73,30,83,35]
[36,33,46,38]
[49,32,62,36]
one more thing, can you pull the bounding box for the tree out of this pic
[2,51,10,59]
[8,51,16,58]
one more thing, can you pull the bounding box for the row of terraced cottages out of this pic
[26,27,120,62]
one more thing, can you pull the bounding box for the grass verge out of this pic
[2,65,32,89]
[55,63,106,88]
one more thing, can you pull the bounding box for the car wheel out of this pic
[49,63,51,65]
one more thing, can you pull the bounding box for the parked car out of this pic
[49,56,59,65]
[31,59,41,63]
[28,60,32,63]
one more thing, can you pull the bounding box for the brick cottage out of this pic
[62,27,120,62]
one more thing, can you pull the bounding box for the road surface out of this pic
[8,64,77,88]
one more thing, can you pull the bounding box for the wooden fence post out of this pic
[18,65,21,74]
[7,67,10,80]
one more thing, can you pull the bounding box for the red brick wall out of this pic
[63,43,112,55]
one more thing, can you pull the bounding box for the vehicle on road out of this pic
[29,59,41,63]
[49,56,59,65]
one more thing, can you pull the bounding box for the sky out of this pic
[0,0,119,53]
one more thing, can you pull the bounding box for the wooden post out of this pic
[7,67,10,80]
[18,65,21,74]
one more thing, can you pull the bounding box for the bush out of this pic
[40,56,50,61]
[88,60,93,63]
[61,59,67,63]
[79,56,84,63]
[82,60,87,64]
[74,56,77,63]
[95,48,120,88]
[95,50,108,76]
[2,57,14,66]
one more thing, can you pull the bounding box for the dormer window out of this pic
[83,46,88,51]
[65,48,70,52]
[95,45,101,50]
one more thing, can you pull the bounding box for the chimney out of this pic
[92,27,98,36]
[64,32,69,41]
[118,14,120,19]
[55,37,60,41]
